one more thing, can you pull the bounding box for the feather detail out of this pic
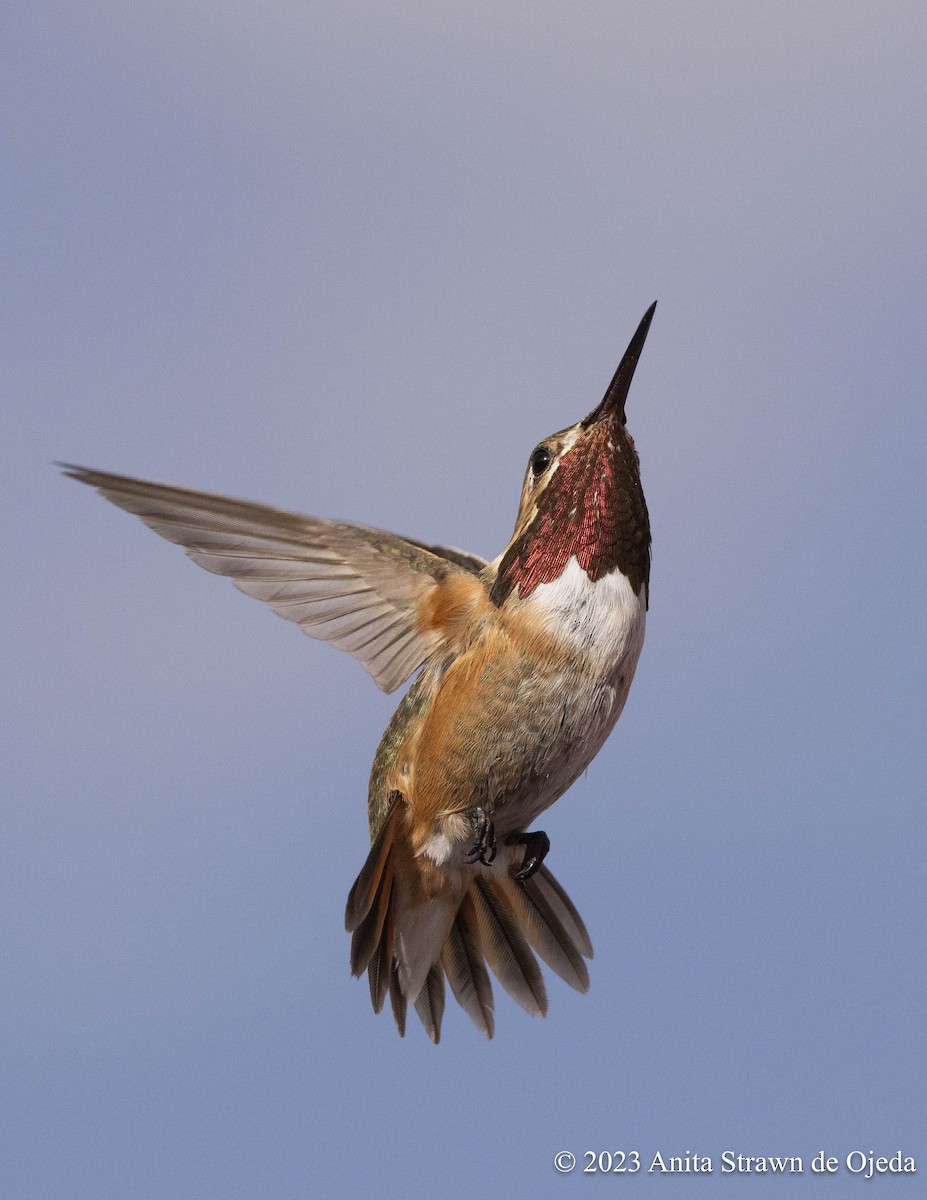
[389,963,407,1037]
[60,464,487,693]
[345,798,401,932]
[441,899,495,1039]
[412,965,446,1043]
[349,853,394,978]
[530,866,594,959]
[348,803,402,978]
[367,897,395,1014]
[470,877,547,1017]
[348,837,591,1037]
[494,872,589,993]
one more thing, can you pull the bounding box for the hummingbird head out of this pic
[490,303,655,608]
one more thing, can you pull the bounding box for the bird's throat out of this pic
[491,424,650,605]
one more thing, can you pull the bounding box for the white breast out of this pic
[528,556,646,680]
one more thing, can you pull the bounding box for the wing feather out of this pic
[60,464,487,693]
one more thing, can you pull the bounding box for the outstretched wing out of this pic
[61,464,488,694]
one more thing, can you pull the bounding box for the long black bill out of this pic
[582,301,657,427]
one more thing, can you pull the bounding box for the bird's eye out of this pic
[530,447,552,477]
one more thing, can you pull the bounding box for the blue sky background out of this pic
[3,3,925,1196]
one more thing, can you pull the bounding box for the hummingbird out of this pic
[61,303,655,1041]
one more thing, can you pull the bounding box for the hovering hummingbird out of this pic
[61,303,655,1041]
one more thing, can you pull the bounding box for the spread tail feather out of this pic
[442,899,495,1038]
[346,806,593,1041]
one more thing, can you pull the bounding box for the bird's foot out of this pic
[505,830,550,881]
[464,806,497,866]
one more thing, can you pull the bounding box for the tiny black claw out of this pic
[505,830,551,881]
[464,806,497,866]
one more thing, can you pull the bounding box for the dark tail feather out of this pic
[389,962,407,1036]
[367,898,395,1013]
[346,821,591,1039]
[345,802,397,932]
[348,852,394,978]
[442,901,495,1038]
[469,876,547,1017]
[412,964,446,1043]
[495,871,590,993]
[531,865,594,958]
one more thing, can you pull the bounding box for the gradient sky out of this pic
[4,3,925,1197]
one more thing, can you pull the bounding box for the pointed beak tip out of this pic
[638,301,658,335]
[584,303,657,427]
